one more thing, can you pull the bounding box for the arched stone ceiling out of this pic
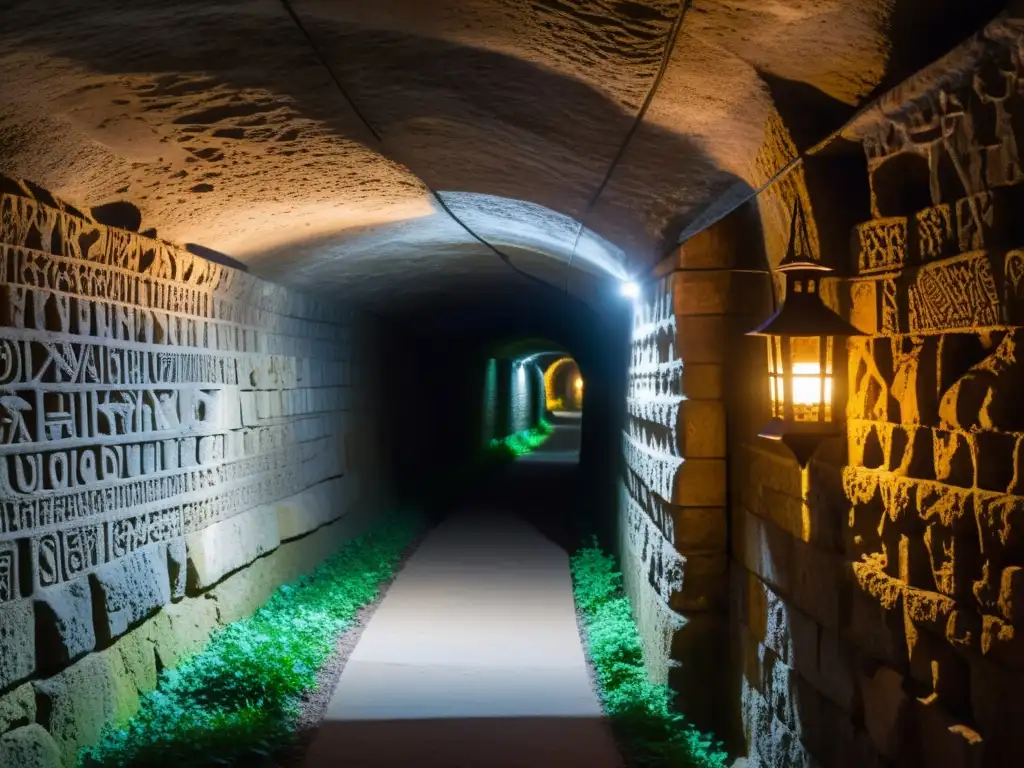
[0,0,1007,318]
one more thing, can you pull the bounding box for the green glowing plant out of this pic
[78,511,422,768]
[570,541,729,768]
[487,420,554,457]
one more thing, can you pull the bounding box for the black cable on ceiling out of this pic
[278,0,560,296]
[562,0,691,294]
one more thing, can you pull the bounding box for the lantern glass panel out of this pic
[788,335,833,423]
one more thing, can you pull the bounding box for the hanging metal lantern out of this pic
[746,204,865,467]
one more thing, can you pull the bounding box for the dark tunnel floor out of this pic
[302,417,622,767]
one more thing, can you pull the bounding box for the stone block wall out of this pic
[727,16,1024,768]
[0,184,390,766]
[620,228,767,734]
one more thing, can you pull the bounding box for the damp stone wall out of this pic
[0,185,390,767]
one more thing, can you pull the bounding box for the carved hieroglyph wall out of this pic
[0,187,388,766]
[730,15,1024,768]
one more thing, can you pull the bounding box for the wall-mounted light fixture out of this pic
[746,204,865,467]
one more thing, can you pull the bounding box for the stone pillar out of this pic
[621,222,770,736]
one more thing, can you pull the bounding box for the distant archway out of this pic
[543,357,583,412]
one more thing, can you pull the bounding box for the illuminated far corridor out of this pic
[304,418,619,768]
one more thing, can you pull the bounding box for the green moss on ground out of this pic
[488,419,554,457]
[78,511,422,768]
[570,541,729,768]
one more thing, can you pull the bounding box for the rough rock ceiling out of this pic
[0,0,1007,316]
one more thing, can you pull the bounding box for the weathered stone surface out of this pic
[0,682,35,733]
[276,476,348,542]
[676,400,726,458]
[148,598,220,670]
[915,695,984,768]
[186,505,280,592]
[35,653,120,767]
[114,627,158,700]
[1000,565,1024,625]
[675,315,729,364]
[672,459,726,507]
[670,506,727,553]
[860,665,909,759]
[735,509,793,596]
[0,599,35,690]
[167,539,187,601]
[974,492,1024,561]
[790,541,841,629]
[90,544,171,642]
[668,553,727,612]
[0,725,62,768]
[34,580,97,669]
[817,627,857,713]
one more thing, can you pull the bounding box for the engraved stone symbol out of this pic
[0,543,16,602]
[0,339,22,385]
[0,394,32,444]
[97,393,135,435]
[44,393,75,440]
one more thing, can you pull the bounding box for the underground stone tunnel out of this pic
[1,0,1024,766]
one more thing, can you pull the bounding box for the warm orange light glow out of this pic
[766,336,834,423]
[575,377,583,390]
[791,361,830,405]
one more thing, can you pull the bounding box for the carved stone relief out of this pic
[0,191,354,607]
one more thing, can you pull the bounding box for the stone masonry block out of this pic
[672,458,725,507]
[999,565,1024,624]
[849,279,879,335]
[933,430,975,488]
[147,598,220,671]
[90,544,171,643]
[276,476,348,542]
[849,563,908,666]
[112,628,158,707]
[676,400,726,458]
[668,552,727,612]
[860,665,910,760]
[35,653,119,767]
[33,580,94,671]
[735,508,793,596]
[678,363,722,399]
[675,314,728,363]
[818,626,857,712]
[743,571,819,686]
[167,539,187,601]
[0,682,35,733]
[974,491,1024,562]
[790,539,842,629]
[670,271,729,316]
[186,504,280,592]
[670,506,727,553]
[915,695,984,768]
[0,599,35,691]
[0,725,62,768]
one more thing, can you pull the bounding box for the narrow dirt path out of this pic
[303,419,621,768]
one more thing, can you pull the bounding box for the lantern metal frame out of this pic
[746,205,865,467]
